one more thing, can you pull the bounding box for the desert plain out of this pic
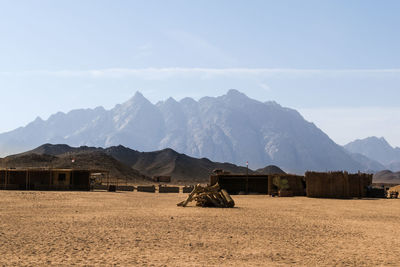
[0,191,399,266]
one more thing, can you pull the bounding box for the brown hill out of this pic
[373,170,400,184]
[0,150,151,184]
[20,143,101,156]
[105,146,252,183]
[1,153,58,167]
[256,165,286,175]
[4,144,256,183]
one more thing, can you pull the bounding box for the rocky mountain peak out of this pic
[165,97,178,104]
[222,89,250,103]
[30,116,44,125]
[123,91,151,108]
[345,136,400,167]
[0,90,372,173]
[226,89,247,98]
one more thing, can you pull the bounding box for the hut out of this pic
[159,185,180,193]
[137,185,156,193]
[210,173,305,195]
[153,176,171,183]
[305,171,372,198]
[0,168,108,191]
[210,173,269,195]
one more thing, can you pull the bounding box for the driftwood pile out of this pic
[177,183,235,208]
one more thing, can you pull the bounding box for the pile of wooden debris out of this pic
[177,183,235,208]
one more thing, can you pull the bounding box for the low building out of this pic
[153,176,171,183]
[305,171,372,198]
[0,168,108,191]
[159,185,179,193]
[210,173,270,194]
[210,173,305,195]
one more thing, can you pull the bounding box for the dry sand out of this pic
[0,191,399,266]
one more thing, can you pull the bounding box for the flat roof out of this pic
[0,168,109,173]
[213,174,268,177]
[212,173,303,178]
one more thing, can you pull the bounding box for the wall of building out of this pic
[211,174,270,195]
[305,171,372,198]
[0,169,92,191]
[52,171,71,186]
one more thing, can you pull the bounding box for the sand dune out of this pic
[0,191,399,266]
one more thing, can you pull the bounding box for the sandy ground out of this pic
[0,191,399,266]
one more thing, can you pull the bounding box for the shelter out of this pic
[0,168,109,191]
[153,176,171,183]
[210,173,305,195]
[305,171,372,198]
[137,185,156,193]
[210,173,269,194]
[159,185,179,193]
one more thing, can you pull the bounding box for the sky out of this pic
[0,0,399,147]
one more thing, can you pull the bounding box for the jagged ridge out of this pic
[0,90,370,173]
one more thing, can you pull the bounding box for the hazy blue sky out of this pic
[0,0,399,147]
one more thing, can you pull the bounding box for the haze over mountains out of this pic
[0,90,393,173]
[344,137,400,170]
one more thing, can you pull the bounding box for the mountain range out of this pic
[344,137,400,171]
[0,90,393,173]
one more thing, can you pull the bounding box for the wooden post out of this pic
[71,171,74,190]
[246,162,249,194]
[87,171,90,191]
[268,175,273,195]
[344,171,349,198]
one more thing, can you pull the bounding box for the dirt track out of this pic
[0,191,399,266]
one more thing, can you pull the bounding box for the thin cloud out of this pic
[1,68,400,79]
